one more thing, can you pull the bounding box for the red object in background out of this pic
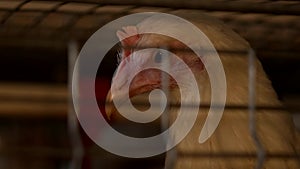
[95,77,112,121]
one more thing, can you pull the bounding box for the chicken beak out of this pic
[105,89,154,121]
[105,89,129,120]
[105,90,115,120]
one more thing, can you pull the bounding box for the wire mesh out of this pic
[0,0,299,169]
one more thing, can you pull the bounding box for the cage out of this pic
[0,0,299,169]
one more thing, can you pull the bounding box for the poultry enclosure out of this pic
[0,0,299,169]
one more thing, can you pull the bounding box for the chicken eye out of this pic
[154,51,163,63]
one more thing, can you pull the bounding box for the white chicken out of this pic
[105,11,299,169]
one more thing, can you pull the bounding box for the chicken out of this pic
[105,11,299,169]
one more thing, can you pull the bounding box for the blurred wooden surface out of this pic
[0,83,67,117]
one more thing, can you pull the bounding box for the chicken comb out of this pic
[116,26,140,59]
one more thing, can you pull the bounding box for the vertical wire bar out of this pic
[161,47,170,131]
[248,49,265,169]
[68,40,84,169]
[161,48,177,169]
